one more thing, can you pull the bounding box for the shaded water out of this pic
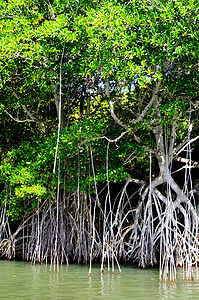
[0,260,199,299]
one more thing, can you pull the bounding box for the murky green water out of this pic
[0,260,199,299]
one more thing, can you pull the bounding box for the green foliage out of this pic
[0,117,143,219]
[0,0,199,221]
[75,0,198,80]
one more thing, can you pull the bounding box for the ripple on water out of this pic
[0,261,199,300]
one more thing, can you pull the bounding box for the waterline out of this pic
[0,261,199,299]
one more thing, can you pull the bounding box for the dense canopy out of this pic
[0,0,199,280]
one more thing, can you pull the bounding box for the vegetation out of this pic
[0,0,199,281]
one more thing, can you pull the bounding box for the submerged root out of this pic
[0,175,198,281]
[121,175,199,283]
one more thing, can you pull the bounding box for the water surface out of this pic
[0,260,199,299]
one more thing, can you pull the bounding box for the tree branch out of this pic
[176,134,199,156]
[174,155,198,166]
[103,130,130,143]
[6,87,53,127]
[3,107,34,123]
[109,100,129,131]
[132,80,162,125]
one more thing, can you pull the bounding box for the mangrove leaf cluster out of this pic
[0,0,199,279]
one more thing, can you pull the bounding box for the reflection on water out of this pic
[0,260,199,299]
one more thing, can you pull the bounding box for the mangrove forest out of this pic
[0,0,199,283]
